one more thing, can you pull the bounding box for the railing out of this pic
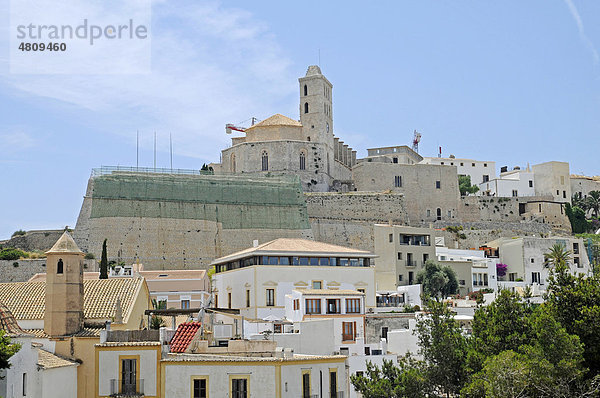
[405,260,418,267]
[109,379,144,397]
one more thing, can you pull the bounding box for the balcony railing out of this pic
[405,260,418,267]
[110,379,144,397]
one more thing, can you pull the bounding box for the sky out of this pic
[1,0,600,239]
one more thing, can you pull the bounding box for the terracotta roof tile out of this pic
[169,322,202,353]
[0,277,144,322]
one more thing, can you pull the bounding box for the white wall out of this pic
[42,366,77,398]
[386,318,420,358]
[347,354,398,398]
[98,349,158,396]
[422,157,496,185]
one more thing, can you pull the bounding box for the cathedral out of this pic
[215,65,356,192]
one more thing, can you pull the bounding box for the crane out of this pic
[225,117,258,134]
[412,130,422,153]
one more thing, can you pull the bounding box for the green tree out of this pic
[10,230,26,238]
[0,330,21,371]
[544,243,572,269]
[566,203,591,233]
[99,239,108,279]
[587,190,600,219]
[350,357,430,398]
[459,175,479,196]
[0,248,28,261]
[416,300,468,397]
[546,263,600,376]
[149,315,166,330]
[416,261,459,300]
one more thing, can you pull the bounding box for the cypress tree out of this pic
[99,239,108,279]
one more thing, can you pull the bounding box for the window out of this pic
[472,163,475,167]
[531,258,535,263]
[22,373,26,396]
[460,162,464,166]
[575,257,581,268]
[435,181,441,189]
[381,326,388,339]
[441,162,444,165]
[397,252,402,260]
[246,290,250,307]
[398,274,403,281]
[305,299,321,314]
[483,175,489,182]
[436,208,442,221]
[484,163,488,167]
[509,272,517,282]
[427,209,431,217]
[302,372,311,398]
[342,322,356,341]
[393,157,398,164]
[304,102,309,113]
[312,281,322,289]
[57,259,63,274]
[573,242,579,254]
[364,346,370,355]
[121,358,137,395]
[327,299,341,314]
[181,300,190,309]
[193,378,208,398]
[561,175,565,185]
[231,377,248,398]
[447,210,452,218]
[266,289,275,306]
[228,292,232,309]
[293,299,300,310]
[529,180,533,188]
[394,175,402,187]
[274,323,282,333]
[531,272,541,284]
[512,190,518,197]
[214,294,218,308]
[563,190,566,199]
[304,84,307,96]
[299,151,306,170]
[423,253,429,263]
[261,151,268,171]
[389,233,393,243]
[329,370,337,398]
[357,288,365,294]
[346,298,361,313]
[230,154,236,173]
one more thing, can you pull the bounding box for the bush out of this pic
[84,253,95,259]
[11,230,26,238]
[0,248,28,261]
[12,262,18,268]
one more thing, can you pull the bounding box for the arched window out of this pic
[261,150,268,171]
[230,154,236,173]
[304,102,309,114]
[299,151,306,170]
[436,208,442,221]
[304,85,308,96]
[57,259,64,274]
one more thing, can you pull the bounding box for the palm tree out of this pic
[544,243,572,270]
[586,190,600,219]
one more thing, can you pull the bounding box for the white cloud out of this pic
[0,0,298,162]
[0,129,36,149]
[563,0,599,65]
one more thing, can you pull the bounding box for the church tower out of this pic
[44,231,84,337]
[299,65,334,173]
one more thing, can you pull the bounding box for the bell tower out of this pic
[299,65,334,158]
[44,231,84,337]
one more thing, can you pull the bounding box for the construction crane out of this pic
[412,130,422,153]
[225,117,258,134]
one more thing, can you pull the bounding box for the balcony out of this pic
[405,260,418,267]
[110,379,144,397]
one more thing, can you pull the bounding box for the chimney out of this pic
[253,240,259,248]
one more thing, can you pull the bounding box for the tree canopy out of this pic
[416,261,459,300]
[459,175,479,196]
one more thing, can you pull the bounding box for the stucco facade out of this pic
[532,161,571,202]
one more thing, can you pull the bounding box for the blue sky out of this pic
[1,0,599,239]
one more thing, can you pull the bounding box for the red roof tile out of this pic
[170,322,202,353]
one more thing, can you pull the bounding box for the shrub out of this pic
[84,253,95,259]
[11,230,26,238]
[0,248,28,261]
[12,262,18,268]
[496,263,508,278]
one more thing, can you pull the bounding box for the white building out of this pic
[212,238,377,321]
[421,156,496,186]
[532,161,571,202]
[478,166,535,197]
[435,246,498,295]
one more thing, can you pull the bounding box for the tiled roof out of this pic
[212,238,375,264]
[0,277,144,322]
[25,327,103,338]
[37,349,78,369]
[24,329,48,338]
[170,322,202,353]
[0,302,26,336]
[245,114,302,131]
[46,231,82,254]
[97,342,160,348]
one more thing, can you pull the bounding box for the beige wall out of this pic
[532,161,571,202]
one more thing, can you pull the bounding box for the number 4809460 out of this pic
[18,42,66,51]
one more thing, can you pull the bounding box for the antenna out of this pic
[318,48,321,66]
[412,130,422,153]
[153,131,156,171]
[136,130,139,169]
[170,133,173,172]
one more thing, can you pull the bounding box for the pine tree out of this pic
[99,239,108,279]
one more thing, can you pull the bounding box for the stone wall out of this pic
[0,230,64,252]
[0,259,97,283]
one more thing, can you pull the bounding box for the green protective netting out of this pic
[89,171,310,230]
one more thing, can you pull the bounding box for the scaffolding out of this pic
[89,168,310,230]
